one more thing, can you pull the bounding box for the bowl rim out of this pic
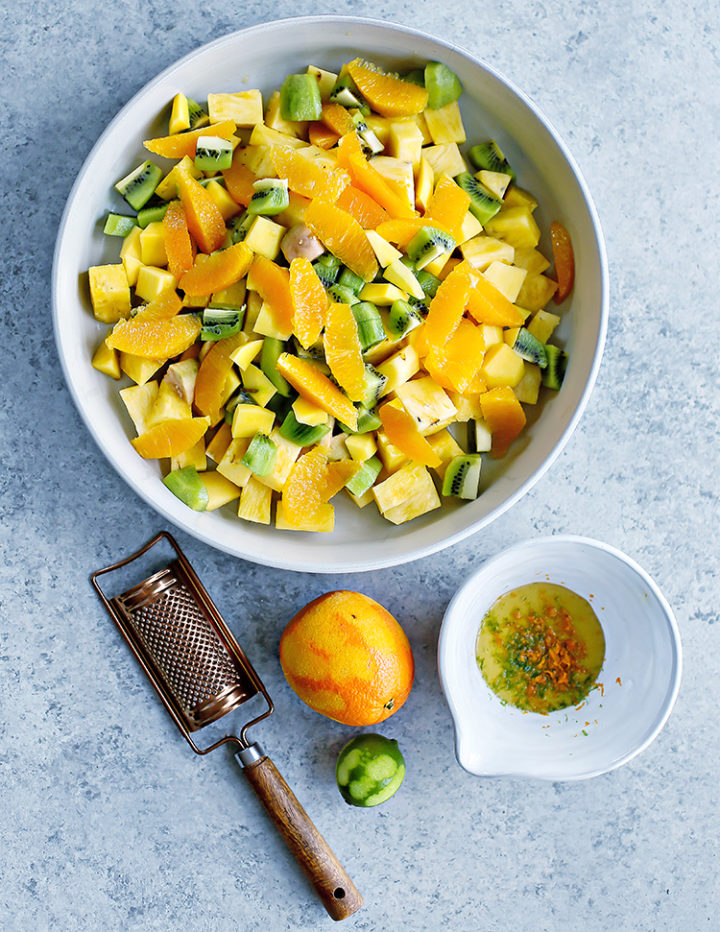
[52,15,609,574]
[437,534,683,780]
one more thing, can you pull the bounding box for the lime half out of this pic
[336,733,406,807]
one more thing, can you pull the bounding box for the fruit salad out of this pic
[87,57,572,532]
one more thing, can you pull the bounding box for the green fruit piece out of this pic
[260,337,294,397]
[247,178,289,216]
[194,135,234,172]
[103,213,137,237]
[137,202,169,228]
[313,254,341,287]
[424,61,463,110]
[388,299,423,338]
[280,73,322,121]
[441,454,482,499]
[241,432,277,477]
[162,466,209,511]
[335,733,406,807]
[454,172,502,225]
[345,456,382,497]
[187,97,210,130]
[329,73,370,114]
[115,160,163,211]
[201,307,244,342]
[338,267,366,295]
[405,226,456,270]
[542,344,568,390]
[279,409,329,446]
[328,283,359,305]
[351,301,385,351]
[403,68,425,87]
[467,139,515,180]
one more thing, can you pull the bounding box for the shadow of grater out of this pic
[91,530,362,921]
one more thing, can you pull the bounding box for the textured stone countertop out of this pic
[2,2,718,929]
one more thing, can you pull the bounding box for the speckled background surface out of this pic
[2,1,719,929]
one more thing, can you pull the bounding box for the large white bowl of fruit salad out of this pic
[52,16,607,573]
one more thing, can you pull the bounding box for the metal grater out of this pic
[91,532,362,920]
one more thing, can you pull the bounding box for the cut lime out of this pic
[335,734,405,808]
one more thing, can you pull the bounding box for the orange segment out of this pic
[162,200,195,279]
[276,353,358,431]
[324,459,361,497]
[144,121,236,159]
[346,59,428,117]
[222,149,258,206]
[134,288,182,321]
[338,134,416,220]
[324,302,366,402]
[480,386,527,458]
[379,403,442,468]
[424,319,486,394]
[250,255,294,335]
[336,185,389,229]
[320,101,356,136]
[175,164,227,254]
[179,242,253,295]
[424,265,473,350]
[466,268,526,327]
[194,332,247,423]
[425,176,470,242]
[289,257,328,348]
[375,218,423,246]
[106,315,200,358]
[308,122,340,150]
[282,447,334,527]
[550,220,575,303]
[271,146,349,201]
[131,418,208,459]
[303,198,378,282]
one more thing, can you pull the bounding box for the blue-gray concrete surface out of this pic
[2,2,718,929]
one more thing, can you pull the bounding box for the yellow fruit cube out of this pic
[427,428,464,479]
[217,437,252,487]
[119,353,163,386]
[396,376,457,435]
[171,438,207,472]
[345,433,377,462]
[514,363,542,404]
[249,123,307,148]
[414,157,434,213]
[388,121,423,166]
[169,93,190,134]
[275,191,311,228]
[480,324,504,347]
[377,344,420,396]
[242,364,276,407]
[527,309,561,343]
[92,329,121,379]
[253,301,292,340]
[422,251,452,277]
[255,428,302,493]
[383,259,424,299]
[477,170,512,200]
[237,475,273,524]
[460,234,514,270]
[456,210,483,246]
[366,230,402,268]
[212,279,247,310]
[204,180,241,221]
[373,463,440,524]
[88,264,131,323]
[480,342,525,388]
[502,186,538,211]
[292,397,328,426]
[147,380,192,427]
[307,65,338,101]
[482,261,527,303]
[154,156,202,199]
[120,226,143,286]
[424,101,466,145]
[447,392,484,422]
[206,423,233,463]
[139,221,168,267]
[208,91,262,126]
[513,247,551,275]
[135,266,177,302]
[276,500,334,532]
[376,430,409,473]
[346,487,375,509]
[422,143,467,182]
[359,282,407,305]
[119,381,160,434]
[515,273,559,310]
[484,206,541,249]
[201,470,241,510]
[231,403,275,438]
[230,338,263,371]
[244,216,285,260]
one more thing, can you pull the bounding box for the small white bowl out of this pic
[438,536,682,781]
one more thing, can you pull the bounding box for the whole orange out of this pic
[279,590,414,726]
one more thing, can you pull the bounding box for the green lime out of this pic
[335,734,406,808]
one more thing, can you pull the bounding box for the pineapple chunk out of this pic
[370,156,414,208]
[119,353,163,386]
[208,91,263,126]
[396,377,457,435]
[205,180,241,221]
[480,324,504,347]
[366,230,402,268]
[275,191,311,228]
[484,207,541,249]
[139,221,167,267]
[244,216,286,260]
[383,259,424,299]
[255,428,302,492]
[427,428,465,479]
[201,470,241,510]
[212,279,247,309]
[447,391,484,422]
[249,123,308,149]
[346,487,375,508]
[388,121,423,166]
[473,418,493,452]
[377,344,420,396]
[276,500,334,532]
[414,157,434,212]
[221,369,241,407]
[253,301,293,340]
[235,145,277,178]
[514,363,542,404]
[88,264,131,323]
[217,437,252,487]
[292,397,328,426]
[135,266,177,303]
[92,329,121,379]
[238,475,273,524]
[242,364,276,407]
[513,247,551,275]
[423,101,466,145]
[477,170,512,199]
[307,65,338,101]
[183,291,210,308]
[422,143,467,182]
[359,282,407,305]
[154,156,202,199]
[119,381,159,434]
[169,93,190,134]
[376,430,409,473]
[482,261,527,303]
[230,338,263,371]
[264,90,308,139]
[456,210,483,246]
[120,226,143,286]
[527,309,561,343]
[502,186,538,211]
[515,274,558,311]
[460,235,514,270]
[171,438,206,472]
[373,463,441,524]
[147,380,192,427]
[346,433,377,462]
[480,343,525,389]
[325,432,350,461]
[231,403,275,438]
[206,423,233,463]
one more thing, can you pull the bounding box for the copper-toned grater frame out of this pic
[90,530,273,754]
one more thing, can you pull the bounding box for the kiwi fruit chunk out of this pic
[313,254,341,288]
[442,454,482,499]
[406,226,456,269]
[542,345,568,390]
[247,178,289,216]
[187,98,210,130]
[468,140,515,180]
[229,211,254,244]
[194,135,233,172]
[103,214,137,236]
[454,172,502,225]
[339,405,382,435]
[241,432,277,477]
[280,73,322,121]
[388,299,423,338]
[416,268,442,299]
[115,160,163,210]
[329,73,370,114]
[328,283,359,305]
[200,307,243,342]
[345,455,382,497]
[424,62,463,110]
[260,338,294,397]
[338,267,365,295]
[350,110,384,155]
[362,364,387,409]
[279,409,329,447]
[352,301,385,351]
[510,327,548,368]
[403,68,426,87]
[137,201,169,228]
[162,466,209,511]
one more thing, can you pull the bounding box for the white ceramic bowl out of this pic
[438,536,682,780]
[52,16,608,573]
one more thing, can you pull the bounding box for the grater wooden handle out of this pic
[241,754,363,920]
